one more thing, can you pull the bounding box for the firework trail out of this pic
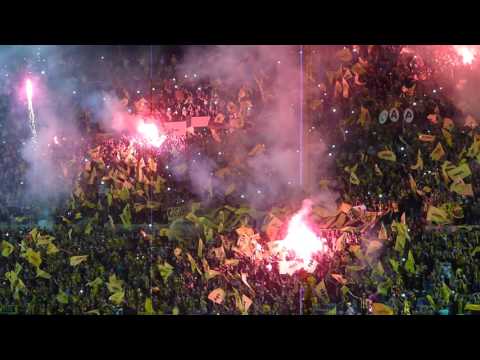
[26,79,37,143]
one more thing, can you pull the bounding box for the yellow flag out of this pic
[173,163,188,175]
[315,280,330,303]
[358,106,370,127]
[418,134,436,142]
[442,129,453,147]
[408,174,417,193]
[236,226,255,237]
[447,163,471,180]
[465,304,480,312]
[426,205,450,224]
[342,78,349,98]
[56,291,69,304]
[443,117,454,131]
[450,179,474,197]
[186,253,202,275]
[336,48,353,62]
[197,238,204,259]
[107,274,124,293]
[339,202,352,214]
[215,167,231,178]
[144,297,155,314]
[334,80,342,98]
[378,223,388,241]
[24,248,42,268]
[208,288,226,304]
[36,268,52,280]
[372,303,394,315]
[430,143,446,161]
[88,166,97,185]
[350,171,360,185]
[1,241,15,257]
[248,144,266,156]
[319,179,330,189]
[70,255,88,266]
[411,150,423,171]
[423,186,432,193]
[450,204,464,219]
[225,183,236,195]
[467,137,480,158]
[377,150,396,162]
[212,246,226,261]
[441,161,456,183]
[109,291,125,305]
[225,258,240,266]
[240,294,253,313]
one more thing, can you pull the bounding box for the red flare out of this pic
[137,119,166,147]
[276,200,326,273]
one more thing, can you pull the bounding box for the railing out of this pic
[0,305,18,315]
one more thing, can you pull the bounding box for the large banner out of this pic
[190,116,210,127]
[163,121,187,137]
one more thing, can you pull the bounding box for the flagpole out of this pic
[299,284,304,315]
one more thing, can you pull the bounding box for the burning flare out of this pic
[273,200,326,274]
[454,45,477,65]
[137,119,167,147]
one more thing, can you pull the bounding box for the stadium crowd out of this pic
[1,45,480,315]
